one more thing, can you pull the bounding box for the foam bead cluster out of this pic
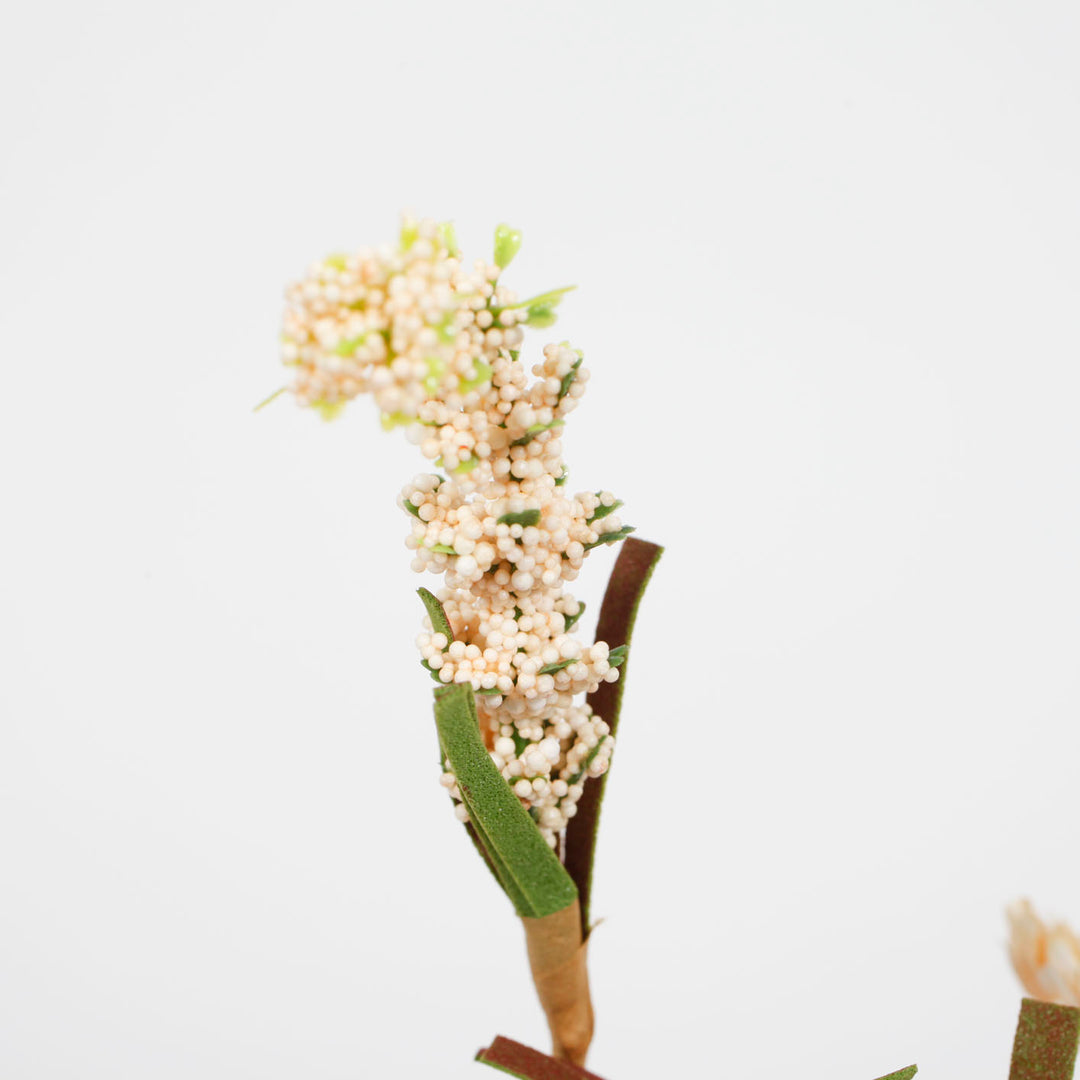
[281,218,633,846]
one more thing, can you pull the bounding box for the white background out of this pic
[2,2,1079,1077]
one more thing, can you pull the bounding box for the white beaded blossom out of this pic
[282,218,633,847]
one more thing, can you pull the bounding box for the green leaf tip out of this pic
[607,644,628,668]
[494,224,523,270]
[1010,998,1080,1080]
[417,587,454,644]
[437,221,459,257]
[433,684,577,918]
[497,509,541,528]
[538,658,576,676]
[563,602,585,631]
[400,216,419,251]
[588,497,623,523]
[558,356,583,402]
[583,524,635,551]
[511,420,564,447]
[872,1068,917,1080]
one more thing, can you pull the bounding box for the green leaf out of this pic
[253,386,287,413]
[334,334,367,356]
[380,410,416,431]
[417,587,454,643]
[557,356,583,403]
[554,466,569,487]
[872,1069,917,1080]
[313,400,346,422]
[607,644,628,668]
[511,420,564,447]
[324,254,348,271]
[583,524,635,551]
[563,603,585,632]
[525,304,558,328]
[437,221,459,257]
[494,224,522,270]
[588,497,623,523]
[497,509,541,528]
[420,659,443,684]
[433,684,577,918]
[400,217,419,251]
[538,657,576,676]
[402,498,422,519]
[499,285,576,314]
[476,686,503,696]
[460,359,493,392]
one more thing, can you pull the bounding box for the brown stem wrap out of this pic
[521,899,594,1066]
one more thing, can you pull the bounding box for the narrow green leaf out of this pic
[554,466,569,486]
[872,1068,917,1080]
[427,542,457,554]
[420,659,443,684]
[497,509,541,527]
[511,420,564,447]
[583,524,635,551]
[476,686,503,696]
[417,587,454,643]
[498,285,576,313]
[538,657,576,676]
[253,386,287,413]
[557,356,583,403]
[588,497,623,523]
[563,602,585,632]
[433,684,577,918]
[402,498,422,519]
[607,644,628,668]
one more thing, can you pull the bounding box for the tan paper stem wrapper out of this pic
[521,899,594,1067]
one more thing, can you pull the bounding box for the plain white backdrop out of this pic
[2,1,1079,1077]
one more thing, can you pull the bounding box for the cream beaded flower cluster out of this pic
[280,218,634,846]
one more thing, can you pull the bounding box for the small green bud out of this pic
[400,216,419,251]
[437,221,460,257]
[494,224,523,269]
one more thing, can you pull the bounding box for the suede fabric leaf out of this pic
[563,537,663,936]
[587,498,623,523]
[417,587,454,643]
[433,684,577,918]
[872,1068,917,1080]
[475,1035,607,1080]
[1009,999,1080,1080]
